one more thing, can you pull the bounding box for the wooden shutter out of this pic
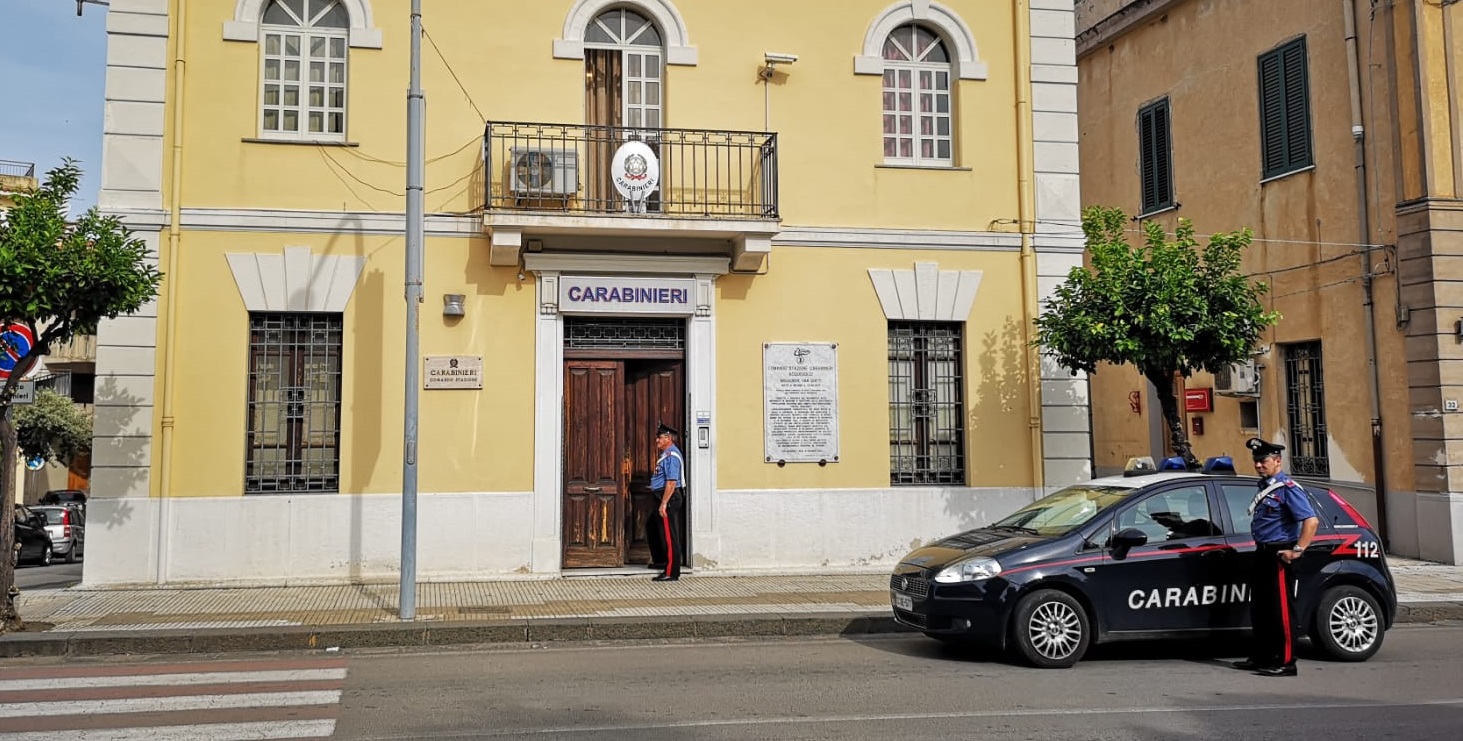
[1139,99,1171,214]
[1282,39,1311,169]
[1258,49,1286,176]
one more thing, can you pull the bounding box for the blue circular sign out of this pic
[0,324,36,380]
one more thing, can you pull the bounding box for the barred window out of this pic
[246,313,343,493]
[889,322,965,485]
[1283,340,1328,476]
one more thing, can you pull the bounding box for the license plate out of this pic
[892,592,913,611]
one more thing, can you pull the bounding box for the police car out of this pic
[889,457,1397,668]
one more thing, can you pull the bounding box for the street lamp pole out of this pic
[400,0,425,621]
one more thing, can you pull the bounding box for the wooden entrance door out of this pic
[624,360,685,564]
[563,361,625,567]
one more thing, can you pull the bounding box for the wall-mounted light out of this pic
[443,293,466,317]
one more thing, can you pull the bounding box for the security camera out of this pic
[764,52,799,65]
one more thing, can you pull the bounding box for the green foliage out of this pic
[1035,206,1280,466]
[14,388,92,466]
[0,158,163,370]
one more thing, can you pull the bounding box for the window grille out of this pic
[1283,341,1328,476]
[246,313,343,493]
[889,322,965,485]
[564,317,684,351]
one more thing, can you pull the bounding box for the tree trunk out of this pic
[1148,371,1200,471]
[1,409,22,632]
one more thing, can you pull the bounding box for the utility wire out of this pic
[423,26,487,122]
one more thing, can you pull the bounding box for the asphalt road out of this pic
[13,560,82,591]
[328,625,1463,740]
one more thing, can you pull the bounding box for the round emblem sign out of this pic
[610,140,660,205]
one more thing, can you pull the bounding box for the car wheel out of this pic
[65,543,78,564]
[39,545,53,567]
[1011,588,1091,668]
[1313,585,1384,662]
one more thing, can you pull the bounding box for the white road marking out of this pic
[0,668,347,692]
[0,690,342,718]
[0,719,337,741]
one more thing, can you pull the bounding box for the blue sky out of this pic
[0,1,108,212]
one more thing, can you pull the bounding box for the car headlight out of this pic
[932,557,1002,584]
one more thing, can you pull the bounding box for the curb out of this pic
[4,602,1460,660]
[0,612,914,659]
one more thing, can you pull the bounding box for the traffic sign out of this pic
[12,380,35,405]
[0,323,36,380]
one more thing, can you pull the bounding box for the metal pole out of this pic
[400,0,425,621]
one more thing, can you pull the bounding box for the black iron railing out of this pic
[484,121,778,220]
[0,159,36,179]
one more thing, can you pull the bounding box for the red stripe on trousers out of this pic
[1277,560,1293,664]
[662,509,674,576]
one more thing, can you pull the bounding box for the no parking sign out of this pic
[0,323,36,381]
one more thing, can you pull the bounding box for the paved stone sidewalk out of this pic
[4,559,1460,659]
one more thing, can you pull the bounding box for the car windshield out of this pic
[991,484,1139,536]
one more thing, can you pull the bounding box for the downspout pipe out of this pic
[1014,0,1045,494]
[156,0,187,584]
[1344,0,1390,547]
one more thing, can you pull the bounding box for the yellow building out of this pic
[1076,0,1463,564]
[88,0,1089,585]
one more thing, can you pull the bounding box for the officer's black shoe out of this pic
[1231,660,1262,670]
[652,574,678,582]
[1253,664,1298,677]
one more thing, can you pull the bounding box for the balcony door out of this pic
[584,8,663,212]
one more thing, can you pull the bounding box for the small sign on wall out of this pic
[424,356,483,389]
[1184,388,1213,413]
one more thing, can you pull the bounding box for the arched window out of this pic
[584,8,663,129]
[259,0,349,140]
[881,24,952,166]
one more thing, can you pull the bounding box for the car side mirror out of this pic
[1111,527,1148,559]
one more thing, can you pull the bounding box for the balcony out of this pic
[0,159,37,197]
[482,122,780,273]
[44,334,96,368]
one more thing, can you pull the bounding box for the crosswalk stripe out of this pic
[0,668,347,692]
[0,690,342,718]
[0,719,338,741]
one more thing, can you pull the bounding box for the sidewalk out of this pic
[4,558,1461,659]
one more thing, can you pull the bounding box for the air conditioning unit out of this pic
[1214,359,1259,396]
[508,146,578,196]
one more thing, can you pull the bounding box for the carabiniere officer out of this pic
[1235,437,1319,677]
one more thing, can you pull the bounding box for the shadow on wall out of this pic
[89,376,149,532]
[943,315,1029,534]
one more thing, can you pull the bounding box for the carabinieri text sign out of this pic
[558,276,697,316]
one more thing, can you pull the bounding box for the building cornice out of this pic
[1076,0,1193,60]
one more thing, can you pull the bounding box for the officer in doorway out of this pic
[1235,437,1318,677]
[651,422,686,582]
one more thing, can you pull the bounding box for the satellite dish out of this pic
[25,455,45,471]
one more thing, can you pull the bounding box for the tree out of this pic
[15,388,93,467]
[0,159,163,632]
[1034,206,1279,470]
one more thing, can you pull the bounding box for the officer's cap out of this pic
[1245,437,1285,460]
[656,422,679,438]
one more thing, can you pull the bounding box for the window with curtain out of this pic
[881,24,953,166]
[260,0,349,140]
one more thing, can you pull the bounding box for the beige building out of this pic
[0,159,37,214]
[1076,0,1463,563]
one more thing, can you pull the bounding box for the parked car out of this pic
[11,504,54,567]
[40,489,88,507]
[889,457,1396,668]
[32,504,84,563]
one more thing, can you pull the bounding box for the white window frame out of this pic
[881,27,953,167]
[258,0,350,142]
[583,9,665,131]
